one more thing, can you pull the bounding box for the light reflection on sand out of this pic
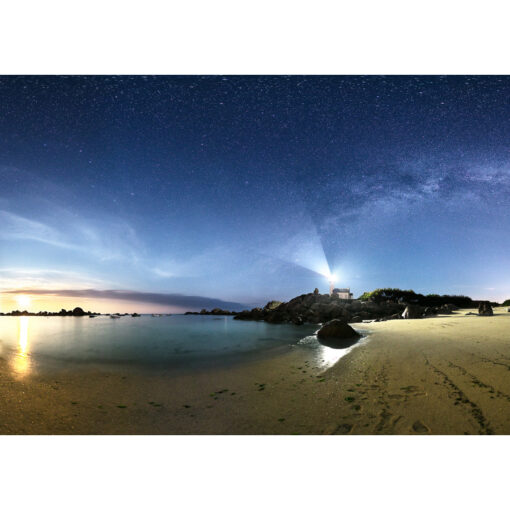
[297,333,367,370]
[12,316,32,376]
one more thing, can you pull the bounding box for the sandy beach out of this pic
[1,308,510,434]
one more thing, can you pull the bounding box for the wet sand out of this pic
[1,308,510,434]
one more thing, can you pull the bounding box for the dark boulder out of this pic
[72,307,86,316]
[317,319,360,340]
[313,288,319,295]
[401,305,424,319]
[478,301,493,316]
[317,319,361,349]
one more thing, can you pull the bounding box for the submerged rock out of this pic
[478,301,493,316]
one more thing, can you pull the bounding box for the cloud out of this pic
[0,268,111,290]
[0,210,74,249]
[0,165,144,264]
[1,288,247,311]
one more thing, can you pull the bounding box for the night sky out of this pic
[1,75,510,312]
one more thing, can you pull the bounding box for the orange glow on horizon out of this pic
[0,293,183,314]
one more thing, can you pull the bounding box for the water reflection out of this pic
[12,316,31,376]
[297,333,366,370]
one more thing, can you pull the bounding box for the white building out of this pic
[331,287,353,299]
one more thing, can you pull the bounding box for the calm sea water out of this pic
[0,315,330,375]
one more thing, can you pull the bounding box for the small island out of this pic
[0,306,101,317]
[184,308,238,316]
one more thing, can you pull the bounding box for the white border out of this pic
[1,1,509,508]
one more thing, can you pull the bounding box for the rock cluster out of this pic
[234,292,460,325]
[0,307,100,317]
[402,303,458,319]
[184,308,238,316]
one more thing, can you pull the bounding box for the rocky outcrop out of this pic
[264,301,282,311]
[233,291,463,326]
[184,308,238,316]
[235,292,405,325]
[478,301,493,316]
[72,307,86,316]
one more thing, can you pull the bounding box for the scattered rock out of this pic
[478,301,493,316]
[412,420,430,434]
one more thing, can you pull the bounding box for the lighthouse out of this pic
[327,274,337,296]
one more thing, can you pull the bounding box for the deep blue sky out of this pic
[1,76,509,311]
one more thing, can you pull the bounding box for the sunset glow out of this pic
[16,294,31,308]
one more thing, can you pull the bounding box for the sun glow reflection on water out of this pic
[12,316,31,376]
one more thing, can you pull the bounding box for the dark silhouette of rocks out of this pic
[478,301,494,316]
[0,307,101,317]
[234,290,465,325]
[184,308,238,316]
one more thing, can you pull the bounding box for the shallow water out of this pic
[0,315,323,375]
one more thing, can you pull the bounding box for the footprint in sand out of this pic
[412,420,430,434]
[322,423,353,435]
[400,386,427,397]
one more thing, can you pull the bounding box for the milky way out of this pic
[1,76,509,309]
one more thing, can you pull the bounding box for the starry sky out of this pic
[1,75,510,312]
